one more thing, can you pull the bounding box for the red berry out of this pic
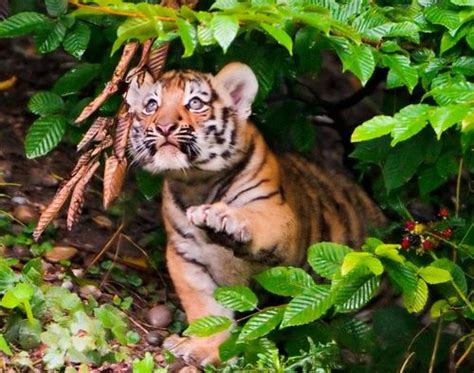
[441,228,453,239]
[404,221,416,231]
[401,237,411,249]
[438,208,449,218]
[422,239,434,250]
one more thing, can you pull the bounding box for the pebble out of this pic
[145,331,164,346]
[79,284,102,300]
[13,205,37,223]
[44,246,78,263]
[147,304,173,328]
[92,215,114,229]
[11,196,27,205]
[61,280,74,290]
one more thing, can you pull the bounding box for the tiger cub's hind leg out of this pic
[163,245,232,366]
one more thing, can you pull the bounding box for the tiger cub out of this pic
[125,63,385,365]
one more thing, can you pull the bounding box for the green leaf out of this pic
[280,285,332,328]
[133,352,155,373]
[238,307,284,341]
[347,43,375,85]
[374,244,404,263]
[404,278,428,313]
[183,316,232,337]
[63,22,91,59]
[211,0,239,9]
[28,91,64,116]
[214,286,258,312]
[418,266,452,284]
[0,12,49,38]
[351,115,396,142]
[429,82,474,105]
[135,169,163,200]
[430,299,451,318]
[307,242,352,279]
[450,0,474,4]
[95,305,128,344]
[341,252,383,276]
[1,283,34,308]
[332,268,380,312]
[0,334,12,356]
[429,104,470,139]
[19,318,42,350]
[424,6,461,32]
[390,104,431,146]
[176,19,197,57]
[383,260,418,294]
[45,0,68,17]
[260,24,293,55]
[254,266,315,296]
[22,258,43,285]
[0,265,18,292]
[383,137,425,191]
[211,15,239,53]
[431,258,468,298]
[35,20,68,54]
[25,116,67,159]
[112,17,156,54]
[382,54,418,93]
[53,63,101,96]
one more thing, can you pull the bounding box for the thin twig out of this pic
[428,319,443,373]
[399,351,415,373]
[87,223,124,270]
[455,341,473,369]
[455,157,463,219]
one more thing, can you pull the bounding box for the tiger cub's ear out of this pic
[124,71,155,113]
[215,63,259,120]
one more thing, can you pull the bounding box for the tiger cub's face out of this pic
[125,63,258,175]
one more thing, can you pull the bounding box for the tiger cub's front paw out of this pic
[187,202,251,243]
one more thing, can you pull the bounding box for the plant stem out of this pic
[428,319,442,373]
[451,280,473,312]
[455,341,473,369]
[23,300,35,324]
[455,157,463,219]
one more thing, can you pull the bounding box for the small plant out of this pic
[183,238,472,370]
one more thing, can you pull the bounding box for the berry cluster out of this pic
[400,208,453,254]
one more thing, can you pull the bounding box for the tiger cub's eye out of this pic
[144,99,158,114]
[188,97,205,111]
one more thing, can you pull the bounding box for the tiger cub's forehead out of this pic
[158,70,214,99]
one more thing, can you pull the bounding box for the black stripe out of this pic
[169,220,196,241]
[226,178,270,204]
[174,248,219,286]
[244,190,280,205]
[212,139,256,202]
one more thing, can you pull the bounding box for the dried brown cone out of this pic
[74,42,139,124]
[77,117,114,152]
[33,164,90,241]
[67,160,100,230]
[113,109,133,161]
[103,155,127,210]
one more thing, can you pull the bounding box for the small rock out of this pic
[44,246,78,263]
[13,205,37,223]
[11,196,27,205]
[61,280,74,290]
[92,215,114,229]
[71,268,85,278]
[146,331,164,346]
[147,304,173,328]
[79,284,102,300]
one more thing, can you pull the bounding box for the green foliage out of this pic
[0,256,138,370]
[184,239,472,369]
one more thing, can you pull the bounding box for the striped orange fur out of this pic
[125,63,385,365]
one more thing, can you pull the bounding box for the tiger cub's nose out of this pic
[155,123,178,136]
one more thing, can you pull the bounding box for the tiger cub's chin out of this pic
[125,62,386,366]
